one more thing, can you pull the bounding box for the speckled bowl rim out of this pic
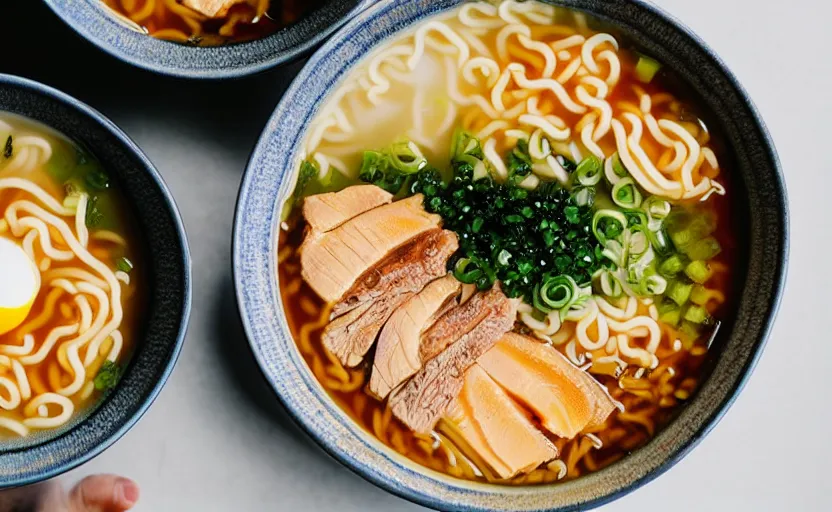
[42,0,374,79]
[0,74,192,487]
[233,1,788,510]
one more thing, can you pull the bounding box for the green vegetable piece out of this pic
[679,321,702,342]
[453,258,483,284]
[659,254,688,277]
[534,274,578,313]
[667,279,693,306]
[684,237,721,261]
[3,135,11,159]
[659,307,681,327]
[116,257,133,274]
[94,360,121,391]
[690,284,710,306]
[575,155,602,186]
[388,139,427,174]
[635,54,662,83]
[610,152,628,179]
[683,304,711,324]
[612,178,643,208]
[684,260,712,284]
[592,210,627,244]
[293,160,319,203]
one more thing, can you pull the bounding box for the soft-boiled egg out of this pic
[0,237,40,335]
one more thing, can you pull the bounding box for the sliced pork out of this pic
[388,286,517,433]
[303,185,393,233]
[368,275,461,399]
[442,366,558,480]
[301,194,441,303]
[333,229,458,317]
[477,333,616,439]
[323,230,458,367]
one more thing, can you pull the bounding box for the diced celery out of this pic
[635,55,662,83]
[684,260,712,284]
[684,237,721,260]
[659,254,687,277]
[683,304,710,324]
[667,279,693,306]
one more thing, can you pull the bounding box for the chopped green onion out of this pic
[575,155,603,186]
[684,237,722,261]
[628,230,649,255]
[683,304,711,324]
[643,274,667,295]
[659,254,688,277]
[592,209,627,244]
[659,306,681,326]
[612,178,643,208]
[667,279,693,306]
[572,186,595,207]
[116,257,133,274]
[388,139,427,174]
[599,270,622,297]
[679,320,702,341]
[684,260,712,284]
[453,258,483,284]
[690,285,710,306]
[94,360,121,391]
[635,54,662,83]
[643,196,671,220]
[534,274,579,313]
[497,249,512,266]
[611,152,628,177]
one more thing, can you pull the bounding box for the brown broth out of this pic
[101,0,327,46]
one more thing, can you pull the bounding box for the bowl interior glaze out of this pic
[43,0,371,79]
[233,1,788,510]
[0,74,191,487]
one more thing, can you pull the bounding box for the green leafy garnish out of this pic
[94,360,121,391]
[116,257,134,274]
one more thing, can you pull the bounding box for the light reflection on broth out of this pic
[279,0,738,484]
[0,114,143,441]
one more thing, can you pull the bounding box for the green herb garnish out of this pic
[94,360,122,391]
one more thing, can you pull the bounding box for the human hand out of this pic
[0,474,139,512]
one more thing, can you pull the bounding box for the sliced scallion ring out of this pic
[575,155,603,186]
[612,177,643,208]
[592,209,627,244]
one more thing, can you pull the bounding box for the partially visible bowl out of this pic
[233,0,787,511]
[42,0,372,79]
[0,74,191,487]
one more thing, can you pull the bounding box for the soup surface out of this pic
[0,114,142,441]
[279,0,737,484]
[102,0,327,45]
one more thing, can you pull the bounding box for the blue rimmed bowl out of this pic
[42,0,372,79]
[0,74,191,487]
[233,1,788,510]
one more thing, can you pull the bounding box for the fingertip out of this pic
[116,477,140,508]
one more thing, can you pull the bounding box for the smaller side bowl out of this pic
[42,0,372,79]
[0,74,191,488]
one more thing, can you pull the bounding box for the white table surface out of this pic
[3,0,829,510]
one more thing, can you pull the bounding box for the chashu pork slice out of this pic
[323,230,458,367]
[368,275,461,399]
[442,366,558,480]
[477,333,616,439]
[300,194,441,303]
[303,185,393,234]
[389,286,517,434]
[333,229,458,318]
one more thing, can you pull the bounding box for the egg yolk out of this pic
[0,237,40,335]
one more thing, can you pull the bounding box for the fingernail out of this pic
[117,478,140,506]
